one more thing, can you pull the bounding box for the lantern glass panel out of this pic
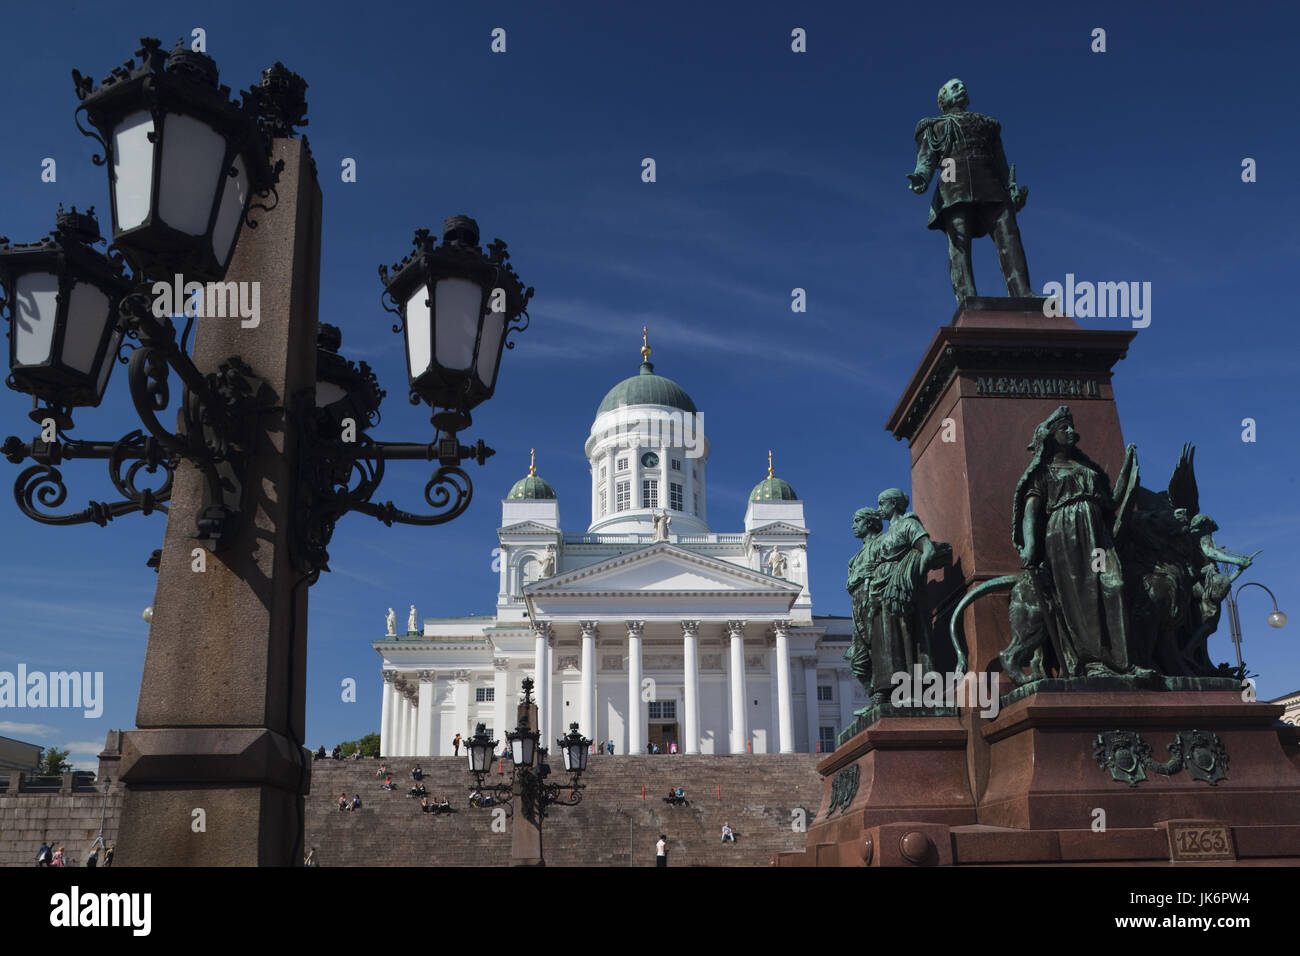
[13,272,59,366]
[561,744,574,772]
[158,113,227,236]
[405,285,432,380]
[211,154,249,268]
[315,380,347,407]
[61,282,111,375]
[475,304,506,390]
[96,328,122,399]
[112,111,155,231]
[433,277,481,374]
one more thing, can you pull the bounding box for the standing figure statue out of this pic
[868,489,939,704]
[653,509,672,542]
[845,507,885,693]
[385,607,396,637]
[908,78,1032,301]
[407,604,418,635]
[766,547,788,579]
[1012,406,1132,679]
[540,545,556,578]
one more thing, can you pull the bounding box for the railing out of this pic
[562,533,747,545]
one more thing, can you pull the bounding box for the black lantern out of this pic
[507,722,539,769]
[315,323,384,431]
[557,722,591,774]
[0,207,132,425]
[466,722,498,775]
[72,38,276,283]
[379,216,532,433]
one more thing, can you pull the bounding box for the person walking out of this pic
[103,845,114,867]
[52,846,65,868]
[35,840,51,867]
[452,733,462,756]
[656,834,667,867]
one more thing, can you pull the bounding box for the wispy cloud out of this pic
[0,721,56,738]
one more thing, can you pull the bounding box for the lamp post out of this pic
[1224,581,1288,673]
[1,38,533,865]
[465,677,589,866]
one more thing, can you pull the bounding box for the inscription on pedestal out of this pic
[974,374,1100,399]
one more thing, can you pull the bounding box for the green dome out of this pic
[749,476,798,502]
[507,474,557,500]
[596,360,697,416]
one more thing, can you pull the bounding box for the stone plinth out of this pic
[980,690,1300,830]
[885,297,1135,679]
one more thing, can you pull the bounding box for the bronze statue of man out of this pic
[908,78,1032,301]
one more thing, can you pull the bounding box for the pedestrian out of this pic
[103,845,114,867]
[52,846,65,867]
[656,834,667,867]
[607,741,614,756]
[86,845,99,867]
[721,823,735,843]
[338,792,348,811]
[452,733,462,756]
[36,840,51,867]
[351,793,362,810]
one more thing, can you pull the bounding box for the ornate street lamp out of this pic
[508,719,540,769]
[0,207,133,426]
[466,722,499,777]
[557,722,592,774]
[380,217,533,433]
[463,675,587,867]
[72,38,279,283]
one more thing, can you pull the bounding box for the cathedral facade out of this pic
[374,339,855,757]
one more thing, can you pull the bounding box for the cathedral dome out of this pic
[507,450,556,500]
[596,361,697,416]
[749,452,798,501]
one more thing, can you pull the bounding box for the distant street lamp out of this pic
[1224,581,1287,672]
[465,677,589,866]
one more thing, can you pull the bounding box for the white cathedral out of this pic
[374,335,856,757]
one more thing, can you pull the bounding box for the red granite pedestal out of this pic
[774,298,1300,866]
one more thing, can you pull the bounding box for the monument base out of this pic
[777,690,1300,866]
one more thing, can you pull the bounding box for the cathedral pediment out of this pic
[746,522,810,536]
[499,521,562,536]
[524,542,800,600]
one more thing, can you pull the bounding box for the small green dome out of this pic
[749,451,797,501]
[596,360,697,416]
[507,449,556,499]
[508,475,557,500]
[749,476,798,502]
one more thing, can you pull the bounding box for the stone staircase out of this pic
[305,755,821,867]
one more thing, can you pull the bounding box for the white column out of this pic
[532,621,550,743]
[627,620,645,754]
[728,620,748,754]
[452,671,471,745]
[774,621,795,754]
[544,634,555,748]
[404,691,417,756]
[579,621,598,740]
[416,670,434,756]
[681,620,701,754]
[493,659,509,742]
[838,671,854,742]
[394,687,408,757]
[380,671,396,756]
[803,656,820,753]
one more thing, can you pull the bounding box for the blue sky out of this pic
[0,0,1296,768]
